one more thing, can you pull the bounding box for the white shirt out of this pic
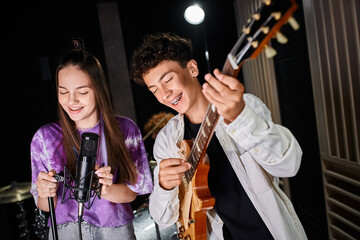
[149,93,307,240]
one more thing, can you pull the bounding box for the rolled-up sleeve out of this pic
[124,119,153,195]
[224,94,302,177]
[149,118,183,228]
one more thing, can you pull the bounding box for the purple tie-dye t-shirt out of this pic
[30,116,153,227]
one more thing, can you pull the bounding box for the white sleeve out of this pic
[149,165,180,229]
[223,94,302,177]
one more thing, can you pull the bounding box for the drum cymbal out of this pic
[0,181,32,204]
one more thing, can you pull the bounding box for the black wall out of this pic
[271,1,328,239]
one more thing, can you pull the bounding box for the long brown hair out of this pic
[56,38,137,184]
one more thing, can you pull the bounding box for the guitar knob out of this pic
[264,44,277,58]
[275,32,288,44]
[288,17,300,30]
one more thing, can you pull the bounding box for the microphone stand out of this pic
[48,197,58,240]
[78,203,84,240]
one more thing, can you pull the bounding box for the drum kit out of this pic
[0,181,48,240]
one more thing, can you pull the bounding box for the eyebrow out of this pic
[147,71,172,90]
[58,85,91,90]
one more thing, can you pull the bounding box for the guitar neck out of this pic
[184,57,239,183]
[184,104,219,182]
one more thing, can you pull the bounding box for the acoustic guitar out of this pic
[176,0,300,239]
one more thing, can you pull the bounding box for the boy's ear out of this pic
[187,59,199,78]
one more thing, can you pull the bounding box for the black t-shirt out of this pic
[183,116,274,240]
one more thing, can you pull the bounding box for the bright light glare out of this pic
[184,5,205,25]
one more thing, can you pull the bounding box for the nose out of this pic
[159,85,172,103]
[69,92,79,105]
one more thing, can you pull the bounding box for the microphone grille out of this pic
[80,133,99,157]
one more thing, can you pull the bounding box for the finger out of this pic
[39,191,57,198]
[99,178,112,187]
[202,83,223,105]
[203,74,243,103]
[164,163,191,175]
[204,72,225,93]
[159,158,186,168]
[37,179,58,188]
[38,171,57,183]
[96,172,113,180]
[160,179,183,189]
[213,69,244,91]
[94,164,100,171]
[95,166,111,174]
[160,172,185,182]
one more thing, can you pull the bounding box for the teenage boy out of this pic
[130,32,307,240]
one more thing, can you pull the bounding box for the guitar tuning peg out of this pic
[271,12,281,20]
[288,17,300,30]
[264,44,277,58]
[250,41,259,48]
[261,26,269,34]
[242,26,250,34]
[275,31,288,44]
[252,13,260,20]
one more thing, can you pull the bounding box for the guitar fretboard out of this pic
[184,103,219,183]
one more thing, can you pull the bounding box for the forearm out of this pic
[37,196,57,212]
[101,183,137,203]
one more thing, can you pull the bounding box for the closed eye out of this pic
[165,77,173,83]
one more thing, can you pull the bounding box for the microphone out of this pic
[74,132,99,222]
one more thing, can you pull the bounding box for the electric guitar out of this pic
[176,0,300,239]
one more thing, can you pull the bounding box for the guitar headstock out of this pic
[223,0,299,76]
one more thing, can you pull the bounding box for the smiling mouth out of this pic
[170,93,182,105]
[69,106,84,112]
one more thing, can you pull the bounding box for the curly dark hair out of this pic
[130,32,193,85]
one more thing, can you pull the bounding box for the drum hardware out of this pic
[33,208,49,240]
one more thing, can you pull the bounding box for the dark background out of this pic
[1,0,327,239]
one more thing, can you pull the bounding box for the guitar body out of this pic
[177,139,215,240]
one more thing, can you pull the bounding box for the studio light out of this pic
[184,5,205,25]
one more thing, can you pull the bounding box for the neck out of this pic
[76,115,100,130]
[185,94,209,124]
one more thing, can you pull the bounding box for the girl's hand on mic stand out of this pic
[36,169,59,198]
[35,169,59,211]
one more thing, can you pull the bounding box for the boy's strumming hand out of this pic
[158,158,191,190]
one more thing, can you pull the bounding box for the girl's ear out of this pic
[187,59,199,78]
